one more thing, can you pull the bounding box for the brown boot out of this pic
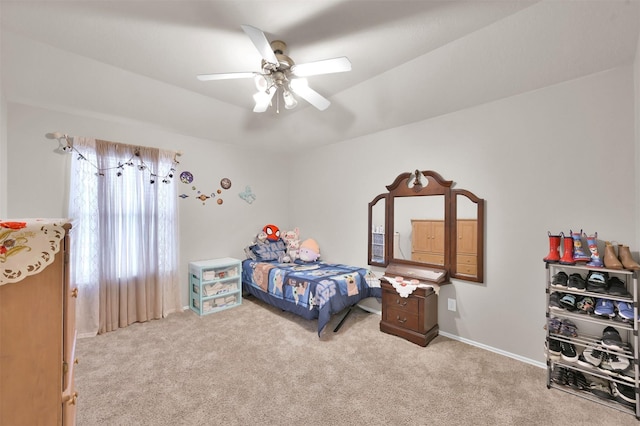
[603,241,623,269]
[618,244,640,270]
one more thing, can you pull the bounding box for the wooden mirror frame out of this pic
[451,189,485,283]
[368,170,485,283]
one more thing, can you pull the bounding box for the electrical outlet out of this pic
[448,298,457,312]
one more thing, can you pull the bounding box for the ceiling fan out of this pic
[197,25,351,113]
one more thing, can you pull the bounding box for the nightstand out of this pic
[379,279,438,346]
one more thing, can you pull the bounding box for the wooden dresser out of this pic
[456,219,477,276]
[0,221,77,426]
[379,263,440,347]
[410,219,445,264]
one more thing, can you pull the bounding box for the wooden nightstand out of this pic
[379,279,439,347]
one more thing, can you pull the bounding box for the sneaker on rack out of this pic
[618,363,636,384]
[598,352,629,375]
[552,271,569,287]
[607,277,631,297]
[560,293,578,311]
[615,301,634,321]
[569,370,589,391]
[577,353,592,368]
[612,382,636,407]
[588,375,613,400]
[586,270,610,293]
[601,326,624,351]
[551,365,568,386]
[549,292,564,311]
[567,273,587,292]
[583,343,605,367]
[560,341,579,362]
[594,299,616,318]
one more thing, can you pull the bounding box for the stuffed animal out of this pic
[298,238,320,262]
[263,224,280,241]
[243,230,268,260]
[282,227,300,261]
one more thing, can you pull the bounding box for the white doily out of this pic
[385,276,440,297]
[0,219,69,285]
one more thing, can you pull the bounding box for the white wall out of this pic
[5,103,289,307]
[291,66,636,364]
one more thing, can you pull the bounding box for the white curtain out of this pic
[69,137,182,336]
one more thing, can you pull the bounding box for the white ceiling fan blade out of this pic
[241,24,279,66]
[290,79,330,111]
[291,57,351,77]
[253,88,276,113]
[197,72,256,81]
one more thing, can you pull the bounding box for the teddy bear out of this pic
[282,227,300,261]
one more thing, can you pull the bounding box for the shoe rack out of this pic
[545,262,639,419]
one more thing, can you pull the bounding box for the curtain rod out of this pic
[45,132,183,156]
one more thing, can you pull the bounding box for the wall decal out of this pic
[221,178,232,189]
[239,186,256,204]
[180,171,194,184]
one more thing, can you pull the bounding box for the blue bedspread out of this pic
[242,259,381,335]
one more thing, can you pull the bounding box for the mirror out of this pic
[392,196,445,265]
[368,194,388,266]
[368,170,485,283]
[451,189,485,282]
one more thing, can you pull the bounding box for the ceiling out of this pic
[1,1,639,152]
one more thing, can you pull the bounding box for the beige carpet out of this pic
[75,296,638,425]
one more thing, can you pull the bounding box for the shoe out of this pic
[549,292,563,310]
[567,273,586,292]
[576,296,595,314]
[618,364,636,383]
[601,326,624,350]
[543,232,562,263]
[560,293,577,311]
[577,353,593,368]
[586,270,609,293]
[607,277,630,297]
[612,382,636,406]
[560,341,578,362]
[546,339,561,359]
[559,319,578,337]
[615,301,634,321]
[569,370,589,391]
[594,299,616,318]
[588,376,613,400]
[583,342,605,367]
[551,366,568,385]
[547,317,562,334]
[618,244,640,270]
[603,241,624,270]
[598,352,629,375]
[552,271,568,286]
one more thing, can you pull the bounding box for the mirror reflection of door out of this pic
[456,195,478,276]
[393,196,445,265]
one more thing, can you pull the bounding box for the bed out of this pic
[241,259,381,335]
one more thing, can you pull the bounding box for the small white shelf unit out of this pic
[189,257,242,315]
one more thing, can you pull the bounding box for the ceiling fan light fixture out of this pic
[283,89,297,110]
[253,88,275,113]
[254,74,269,91]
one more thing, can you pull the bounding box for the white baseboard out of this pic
[438,331,546,369]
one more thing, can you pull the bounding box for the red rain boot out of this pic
[559,232,575,265]
[544,232,561,263]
